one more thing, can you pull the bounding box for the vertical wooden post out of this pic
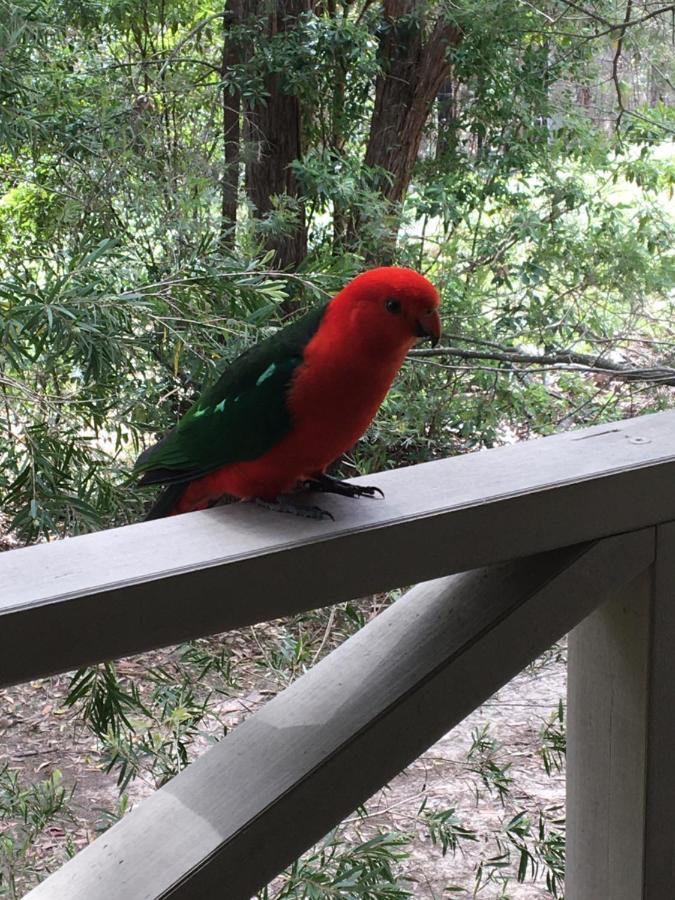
[566,523,675,898]
[566,569,651,899]
[643,522,675,896]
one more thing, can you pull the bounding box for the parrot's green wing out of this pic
[134,303,328,485]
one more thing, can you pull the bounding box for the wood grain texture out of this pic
[2,409,675,687]
[25,530,654,900]
[566,522,675,900]
[566,571,652,900]
[643,522,675,897]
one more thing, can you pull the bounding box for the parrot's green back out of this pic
[135,303,328,485]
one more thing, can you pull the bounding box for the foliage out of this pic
[1,0,673,541]
[259,831,414,899]
[540,699,566,777]
[64,640,235,791]
[0,765,74,899]
[467,724,513,805]
[472,807,565,898]
[419,804,478,856]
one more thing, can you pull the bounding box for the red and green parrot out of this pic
[134,266,441,519]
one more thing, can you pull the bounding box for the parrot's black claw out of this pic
[353,483,384,499]
[302,473,384,500]
[252,496,335,521]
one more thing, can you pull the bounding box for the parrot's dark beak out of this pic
[415,309,441,347]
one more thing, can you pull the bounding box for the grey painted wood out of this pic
[2,410,675,687]
[566,521,675,899]
[643,522,675,897]
[566,571,652,900]
[25,529,654,900]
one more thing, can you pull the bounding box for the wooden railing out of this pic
[2,409,675,899]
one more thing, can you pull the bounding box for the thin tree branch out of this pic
[556,0,674,33]
[611,0,634,130]
[609,3,674,31]
[156,11,227,80]
[556,0,613,27]
[409,344,675,387]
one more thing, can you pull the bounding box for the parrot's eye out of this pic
[385,298,402,314]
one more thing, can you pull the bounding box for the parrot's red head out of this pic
[333,266,441,355]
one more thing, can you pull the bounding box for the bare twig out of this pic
[556,0,674,34]
[409,343,675,387]
[608,3,674,32]
[310,607,337,667]
[556,0,613,27]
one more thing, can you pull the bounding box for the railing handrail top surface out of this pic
[2,409,675,615]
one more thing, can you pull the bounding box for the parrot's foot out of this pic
[252,496,335,521]
[302,472,384,499]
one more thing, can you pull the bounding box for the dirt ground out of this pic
[1,615,566,899]
[363,650,567,897]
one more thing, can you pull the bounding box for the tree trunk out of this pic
[436,74,456,159]
[245,0,308,270]
[348,0,462,260]
[330,14,349,251]
[220,1,243,248]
